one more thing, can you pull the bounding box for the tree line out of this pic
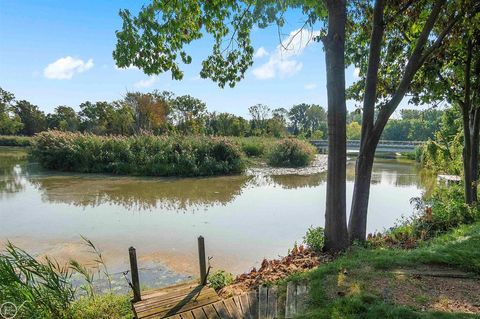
[0,86,442,141]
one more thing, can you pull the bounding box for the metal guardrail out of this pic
[310,140,424,146]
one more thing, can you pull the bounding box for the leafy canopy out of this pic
[113,1,328,88]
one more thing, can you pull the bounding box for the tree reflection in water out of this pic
[0,147,435,211]
[0,148,28,197]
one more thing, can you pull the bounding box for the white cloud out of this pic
[134,76,158,88]
[44,56,94,79]
[254,47,269,58]
[252,28,320,80]
[304,83,317,90]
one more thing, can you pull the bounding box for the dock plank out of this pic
[202,304,220,319]
[212,301,230,319]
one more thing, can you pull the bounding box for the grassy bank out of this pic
[294,222,480,318]
[289,183,480,318]
[30,131,317,176]
[0,135,32,146]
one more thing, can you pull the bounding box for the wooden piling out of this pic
[198,236,207,285]
[129,246,141,302]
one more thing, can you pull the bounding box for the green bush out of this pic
[70,294,131,319]
[208,270,234,290]
[231,137,274,157]
[303,226,325,252]
[267,138,316,167]
[0,135,32,146]
[31,131,245,177]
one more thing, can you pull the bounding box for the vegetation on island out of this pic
[30,131,319,175]
[31,131,245,177]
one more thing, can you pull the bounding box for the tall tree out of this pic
[13,100,46,135]
[113,0,350,250]
[248,104,270,135]
[412,6,480,204]
[47,106,80,132]
[124,92,170,134]
[322,0,349,250]
[347,0,464,242]
[0,87,23,135]
[171,95,207,134]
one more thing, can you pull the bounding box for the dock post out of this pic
[198,236,207,285]
[129,246,141,302]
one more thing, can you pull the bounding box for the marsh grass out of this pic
[31,131,245,176]
[0,238,132,318]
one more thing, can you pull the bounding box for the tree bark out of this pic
[349,0,446,242]
[461,38,478,205]
[348,0,385,242]
[323,0,349,252]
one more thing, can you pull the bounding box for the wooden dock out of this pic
[133,282,308,319]
[128,236,309,318]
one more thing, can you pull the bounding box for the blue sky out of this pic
[1,1,361,118]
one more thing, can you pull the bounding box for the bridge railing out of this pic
[310,140,425,146]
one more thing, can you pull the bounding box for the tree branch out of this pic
[373,0,446,137]
[361,0,386,146]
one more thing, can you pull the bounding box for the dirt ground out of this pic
[327,265,480,315]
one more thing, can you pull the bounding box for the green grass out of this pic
[293,222,480,318]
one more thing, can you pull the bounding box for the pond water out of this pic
[0,147,433,291]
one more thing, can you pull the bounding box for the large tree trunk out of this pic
[323,0,349,252]
[461,38,479,205]
[348,0,385,242]
[348,0,446,242]
[349,142,377,240]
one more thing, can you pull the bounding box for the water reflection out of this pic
[0,148,28,196]
[33,175,252,211]
[0,147,434,210]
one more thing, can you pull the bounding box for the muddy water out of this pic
[0,147,433,290]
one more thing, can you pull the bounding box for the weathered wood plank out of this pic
[266,287,277,319]
[135,287,216,312]
[202,304,220,319]
[239,293,253,319]
[191,308,207,319]
[296,283,308,315]
[247,290,258,319]
[212,301,230,319]
[138,292,219,319]
[285,282,296,318]
[258,286,268,319]
[179,312,194,319]
[224,298,242,319]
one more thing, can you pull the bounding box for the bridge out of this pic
[310,140,424,154]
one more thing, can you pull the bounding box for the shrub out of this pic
[70,294,131,319]
[31,131,245,177]
[267,138,316,167]
[232,137,274,157]
[303,226,325,252]
[208,270,234,290]
[0,135,32,146]
[369,184,480,248]
[241,140,265,157]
